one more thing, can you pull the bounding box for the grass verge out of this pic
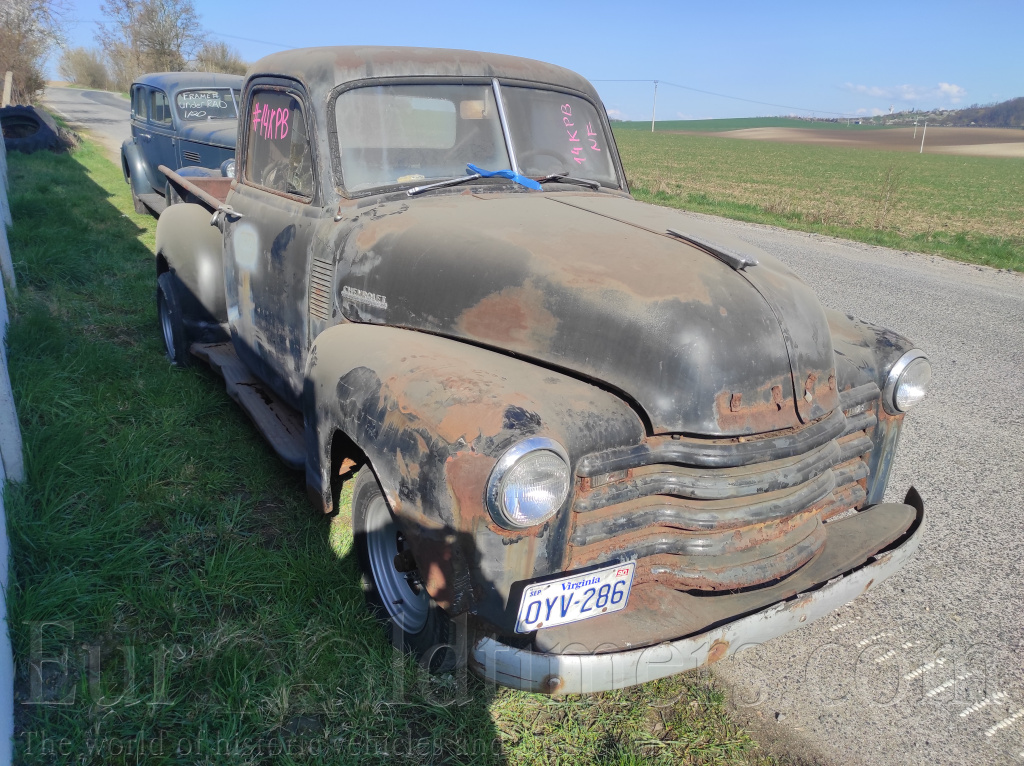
[615,130,1024,271]
[4,140,781,764]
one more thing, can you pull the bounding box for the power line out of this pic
[216,33,295,50]
[591,78,858,118]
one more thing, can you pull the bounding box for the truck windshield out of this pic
[334,82,619,193]
[335,84,510,192]
[176,89,238,121]
[500,87,618,188]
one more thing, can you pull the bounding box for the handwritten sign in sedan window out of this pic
[176,89,239,121]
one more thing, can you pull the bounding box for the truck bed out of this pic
[158,165,233,211]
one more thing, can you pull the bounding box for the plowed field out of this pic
[709,126,1024,157]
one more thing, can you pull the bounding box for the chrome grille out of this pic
[568,382,880,592]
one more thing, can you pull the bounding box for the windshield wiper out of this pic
[536,173,601,191]
[407,173,483,196]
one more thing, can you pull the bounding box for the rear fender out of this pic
[304,323,644,619]
[155,202,228,338]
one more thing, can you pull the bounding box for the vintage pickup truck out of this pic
[122,71,243,215]
[154,46,930,694]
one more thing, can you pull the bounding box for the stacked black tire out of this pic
[1,105,61,154]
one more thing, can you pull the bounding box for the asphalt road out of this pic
[42,86,130,164]
[36,87,1024,764]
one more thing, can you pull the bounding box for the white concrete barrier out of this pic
[0,134,19,766]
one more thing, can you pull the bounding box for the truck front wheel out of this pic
[352,469,456,672]
[157,272,192,366]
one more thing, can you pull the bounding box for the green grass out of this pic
[614,129,1024,271]
[614,117,893,132]
[4,140,781,764]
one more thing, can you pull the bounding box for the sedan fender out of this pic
[121,139,155,198]
[303,323,645,621]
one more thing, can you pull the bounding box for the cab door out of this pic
[222,80,321,408]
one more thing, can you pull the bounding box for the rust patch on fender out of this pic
[445,450,496,530]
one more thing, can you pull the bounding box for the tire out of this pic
[165,183,181,208]
[157,272,192,366]
[132,191,148,214]
[0,105,59,154]
[352,469,456,672]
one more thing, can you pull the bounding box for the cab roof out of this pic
[246,46,602,104]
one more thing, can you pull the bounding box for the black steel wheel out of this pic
[352,469,456,672]
[157,272,192,366]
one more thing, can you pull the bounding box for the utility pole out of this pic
[919,121,927,153]
[913,119,918,140]
[651,80,658,133]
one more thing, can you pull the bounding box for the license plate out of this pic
[515,562,635,633]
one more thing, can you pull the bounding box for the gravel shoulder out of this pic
[679,210,1024,766]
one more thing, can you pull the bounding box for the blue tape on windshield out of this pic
[467,164,542,191]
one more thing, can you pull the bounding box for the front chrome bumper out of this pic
[471,494,924,695]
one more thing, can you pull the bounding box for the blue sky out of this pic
[56,0,1022,121]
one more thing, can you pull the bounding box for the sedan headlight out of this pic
[883,349,931,414]
[486,437,571,529]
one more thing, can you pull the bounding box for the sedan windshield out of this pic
[334,82,619,193]
[176,88,238,121]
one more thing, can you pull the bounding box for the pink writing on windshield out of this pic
[561,104,602,164]
[251,102,291,141]
[561,103,584,163]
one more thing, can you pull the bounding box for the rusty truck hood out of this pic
[336,192,839,436]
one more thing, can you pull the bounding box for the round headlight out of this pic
[883,350,931,414]
[221,158,236,178]
[486,438,571,529]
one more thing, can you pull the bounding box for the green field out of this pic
[5,140,782,764]
[614,117,893,132]
[614,129,1024,270]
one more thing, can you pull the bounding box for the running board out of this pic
[138,192,168,216]
[190,342,305,470]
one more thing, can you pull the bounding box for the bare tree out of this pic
[96,0,203,91]
[0,0,67,103]
[58,46,110,90]
[193,40,247,76]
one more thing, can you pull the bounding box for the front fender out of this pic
[826,308,914,393]
[155,202,228,334]
[827,309,918,503]
[304,323,644,622]
[121,139,154,197]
